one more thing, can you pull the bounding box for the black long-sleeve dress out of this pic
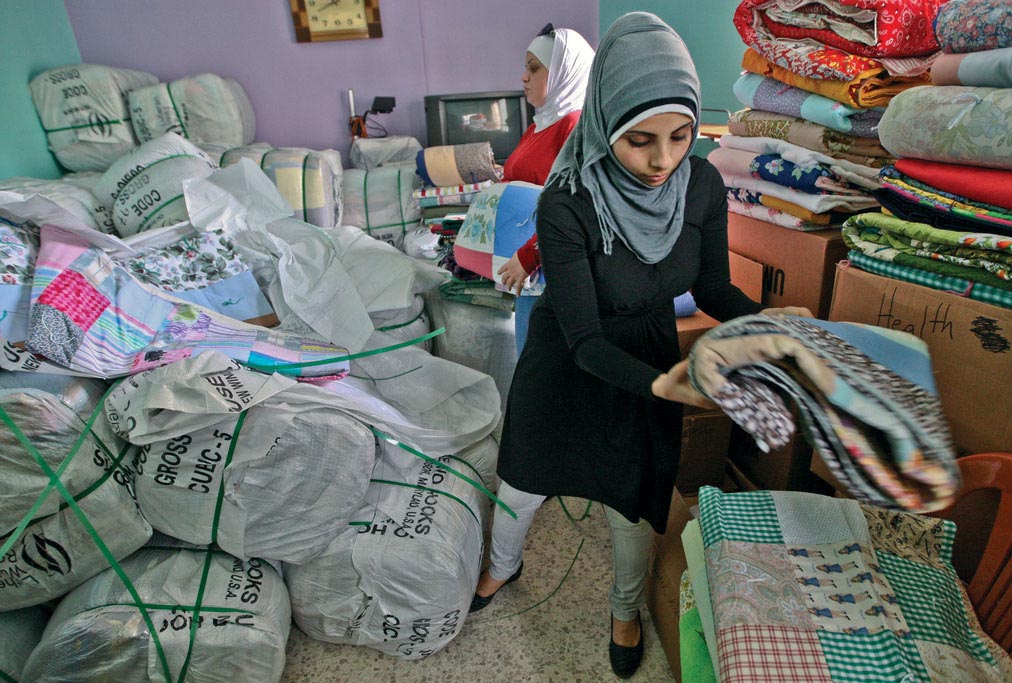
[497,156,763,533]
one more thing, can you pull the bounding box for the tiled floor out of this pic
[281,496,677,683]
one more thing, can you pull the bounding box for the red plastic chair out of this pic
[935,452,1012,652]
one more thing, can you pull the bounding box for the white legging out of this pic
[489,480,655,621]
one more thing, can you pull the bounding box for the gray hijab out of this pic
[546,12,700,264]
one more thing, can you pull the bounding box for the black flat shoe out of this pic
[468,562,523,613]
[609,612,644,679]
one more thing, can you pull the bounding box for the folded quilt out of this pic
[415,143,502,188]
[412,181,493,199]
[729,109,895,166]
[453,182,545,296]
[846,250,1012,310]
[27,225,351,378]
[720,134,883,190]
[843,212,1012,291]
[735,0,944,59]
[876,173,1012,238]
[894,157,1012,209]
[931,48,1012,88]
[438,278,515,312]
[727,187,842,224]
[733,73,884,136]
[878,85,1012,169]
[729,198,832,231]
[688,314,960,511]
[717,172,879,215]
[742,48,930,108]
[709,146,867,196]
[697,486,1012,683]
[934,0,1012,54]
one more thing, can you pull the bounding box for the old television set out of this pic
[424,91,535,164]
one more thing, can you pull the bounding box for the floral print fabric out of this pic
[878,85,1012,169]
[934,0,1012,54]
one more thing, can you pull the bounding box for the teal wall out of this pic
[600,0,744,156]
[0,0,81,180]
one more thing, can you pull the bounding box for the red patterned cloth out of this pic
[734,0,945,79]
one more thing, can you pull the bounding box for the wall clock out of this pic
[290,0,382,43]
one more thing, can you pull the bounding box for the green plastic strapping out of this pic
[176,410,248,683]
[300,153,311,223]
[471,538,586,624]
[362,170,371,230]
[164,84,189,139]
[240,326,445,374]
[368,478,480,527]
[0,403,175,682]
[0,668,16,683]
[137,193,184,233]
[558,497,593,523]
[0,379,125,558]
[348,365,423,382]
[367,426,515,520]
[377,309,425,332]
[43,118,128,133]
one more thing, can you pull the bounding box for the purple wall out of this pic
[65,0,598,158]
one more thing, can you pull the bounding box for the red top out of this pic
[502,111,580,273]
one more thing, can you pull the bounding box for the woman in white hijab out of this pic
[497,24,594,353]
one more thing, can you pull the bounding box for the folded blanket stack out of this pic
[720,0,955,230]
[848,0,1012,307]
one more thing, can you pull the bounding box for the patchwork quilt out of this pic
[698,486,1012,683]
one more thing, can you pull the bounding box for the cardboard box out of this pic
[647,489,694,681]
[828,264,1012,454]
[678,251,765,356]
[726,213,849,318]
[676,407,733,493]
[726,421,827,492]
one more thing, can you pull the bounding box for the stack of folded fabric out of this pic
[847,0,1012,309]
[688,314,961,512]
[682,486,1012,683]
[414,143,502,221]
[719,0,952,230]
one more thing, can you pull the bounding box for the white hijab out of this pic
[528,28,595,133]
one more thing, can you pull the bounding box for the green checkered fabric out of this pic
[847,250,1012,310]
[818,630,929,683]
[699,486,784,548]
[878,551,995,662]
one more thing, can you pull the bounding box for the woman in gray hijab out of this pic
[471,12,806,678]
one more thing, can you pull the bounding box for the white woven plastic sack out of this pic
[342,167,421,249]
[339,330,502,454]
[349,135,423,171]
[369,295,432,352]
[285,452,484,660]
[0,176,115,234]
[0,606,49,680]
[95,132,216,236]
[20,543,291,682]
[129,73,256,149]
[104,357,376,564]
[29,64,158,172]
[213,145,344,227]
[403,225,440,261]
[0,388,151,610]
[422,290,518,411]
[327,224,448,314]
